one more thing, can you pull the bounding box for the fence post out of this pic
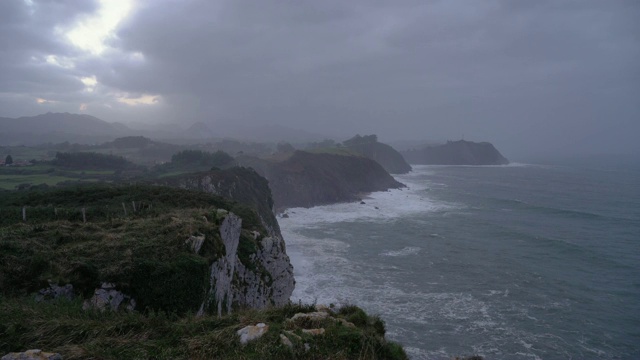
[132,201,136,213]
[82,208,86,223]
[22,206,26,222]
[122,202,127,216]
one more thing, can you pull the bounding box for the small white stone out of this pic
[279,334,293,348]
[237,323,269,345]
[288,311,330,322]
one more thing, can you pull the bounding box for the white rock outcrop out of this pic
[199,213,242,317]
[173,173,295,314]
[237,323,269,345]
[185,234,205,254]
[35,282,74,302]
[279,333,293,348]
[82,282,136,312]
[1,349,62,360]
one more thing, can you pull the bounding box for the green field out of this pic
[0,174,80,190]
[0,146,51,162]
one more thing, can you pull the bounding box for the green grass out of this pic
[0,185,410,359]
[66,170,116,175]
[0,174,79,189]
[0,185,267,309]
[0,298,407,360]
[0,165,115,190]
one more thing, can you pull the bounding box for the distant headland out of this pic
[401,140,509,165]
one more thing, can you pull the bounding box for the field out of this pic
[0,165,110,190]
[0,174,86,190]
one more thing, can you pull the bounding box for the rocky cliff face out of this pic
[402,140,509,165]
[0,184,294,317]
[197,211,294,315]
[343,134,412,174]
[260,151,404,210]
[162,167,279,234]
[161,168,295,311]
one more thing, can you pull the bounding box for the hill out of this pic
[0,113,131,145]
[239,151,404,211]
[402,140,509,165]
[0,184,293,312]
[342,134,412,174]
[0,184,407,359]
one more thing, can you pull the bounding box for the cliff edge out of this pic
[0,184,294,315]
[240,151,404,211]
[342,134,412,174]
[401,140,509,165]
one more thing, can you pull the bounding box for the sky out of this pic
[0,0,638,158]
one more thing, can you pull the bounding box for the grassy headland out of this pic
[0,184,407,359]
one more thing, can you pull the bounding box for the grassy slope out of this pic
[0,185,408,359]
[0,300,407,360]
[0,174,84,190]
[0,165,117,190]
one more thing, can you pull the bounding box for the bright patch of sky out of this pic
[66,0,134,55]
[80,76,98,92]
[45,55,74,69]
[116,94,161,106]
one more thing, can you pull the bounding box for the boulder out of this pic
[82,283,135,312]
[284,330,302,341]
[237,323,269,345]
[336,318,356,328]
[35,282,74,302]
[279,334,293,348]
[1,349,62,360]
[288,312,330,322]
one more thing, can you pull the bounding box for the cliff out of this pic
[401,140,509,165]
[0,184,294,315]
[160,167,279,235]
[240,151,404,210]
[342,134,412,174]
[0,184,409,359]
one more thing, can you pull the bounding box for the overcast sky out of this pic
[1,0,638,157]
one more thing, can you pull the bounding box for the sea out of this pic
[279,162,640,359]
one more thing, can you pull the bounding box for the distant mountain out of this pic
[342,134,412,174]
[0,112,130,135]
[186,122,215,138]
[402,140,509,165]
[225,124,327,143]
[0,112,132,145]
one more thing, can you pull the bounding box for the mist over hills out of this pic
[0,112,332,146]
[0,113,132,145]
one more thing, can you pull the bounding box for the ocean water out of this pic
[279,164,640,359]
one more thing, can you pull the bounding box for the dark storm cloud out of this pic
[2,0,639,156]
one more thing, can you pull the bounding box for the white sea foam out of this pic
[279,166,560,359]
[380,246,422,257]
[279,166,455,228]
